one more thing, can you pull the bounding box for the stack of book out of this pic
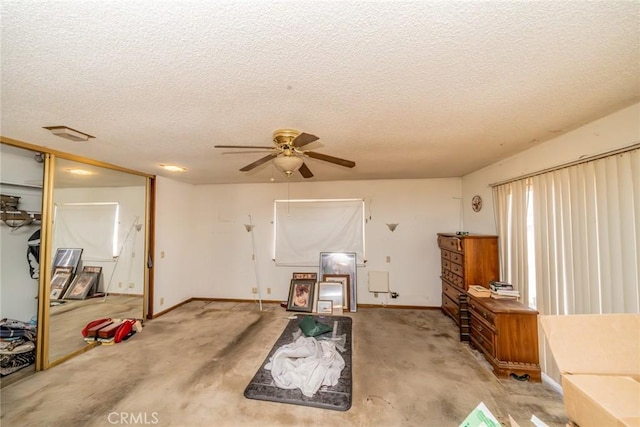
[489,281,520,299]
[467,285,491,298]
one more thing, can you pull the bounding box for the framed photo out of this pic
[50,271,72,299]
[317,300,333,314]
[63,272,98,300]
[51,266,74,278]
[52,248,83,275]
[292,272,317,280]
[320,252,357,312]
[318,281,343,315]
[83,266,102,274]
[286,279,315,312]
[322,274,350,312]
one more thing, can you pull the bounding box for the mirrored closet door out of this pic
[47,158,148,364]
[1,138,153,377]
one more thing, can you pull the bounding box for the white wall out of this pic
[53,186,147,295]
[0,146,43,321]
[154,177,461,309]
[462,103,640,234]
[153,176,198,312]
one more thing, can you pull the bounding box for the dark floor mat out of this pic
[243,314,352,411]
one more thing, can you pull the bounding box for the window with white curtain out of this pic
[53,202,119,261]
[493,147,639,316]
[273,199,365,266]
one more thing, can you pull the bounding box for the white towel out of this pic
[264,335,345,397]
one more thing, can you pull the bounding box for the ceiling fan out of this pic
[214,129,356,178]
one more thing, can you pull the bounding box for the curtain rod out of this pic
[490,142,640,187]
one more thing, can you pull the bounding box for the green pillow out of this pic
[298,316,333,337]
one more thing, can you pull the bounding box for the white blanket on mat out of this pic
[264,335,345,397]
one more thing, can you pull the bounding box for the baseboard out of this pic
[542,372,563,395]
[357,304,441,310]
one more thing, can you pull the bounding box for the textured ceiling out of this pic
[1,1,638,185]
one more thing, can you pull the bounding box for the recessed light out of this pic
[160,164,187,172]
[66,168,93,175]
[44,126,95,141]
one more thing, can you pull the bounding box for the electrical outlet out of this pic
[374,292,378,298]
[118,282,123,288]
[160,251,165,258]
[128,283,135,288]
[252,287,258,294]
[267,288,271,294]
[386,256,391,263]
[160,297,164,305]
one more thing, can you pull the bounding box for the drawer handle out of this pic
[478,326,483,332]
[483,312,488,319]
[471,304,476,310]
[478,337,483,344]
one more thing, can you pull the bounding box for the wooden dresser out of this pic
[437,233,499,340]
[467,294,541,381]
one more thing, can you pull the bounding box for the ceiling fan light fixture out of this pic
[273,155,303,176]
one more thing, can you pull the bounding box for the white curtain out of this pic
[493,179,531,305]
[53,202,119,262]
[532,149,640,316]
[274,199,365,266]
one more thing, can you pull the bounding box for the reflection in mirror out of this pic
[49,158,146,363]
[0,143,43,383]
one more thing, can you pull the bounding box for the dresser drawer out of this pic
[441,250,450,260]
[470,310,496,339]
[438,236,463,253]
[442,293,459,324]
[469,300,496,327]
[442,280,463,303]
[442,259,451,271]
[442,271,464,288]
[450,252,463,264]
[450,262,464,277]
[470,326,495,356]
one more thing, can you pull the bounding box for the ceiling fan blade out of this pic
[305,151,356,168]
[214,145,274,149]
[292,132,319,148]
[239,153,279,171]
[222,150,277,155]
[299,162,313,178]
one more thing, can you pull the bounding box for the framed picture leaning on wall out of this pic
[322,274,350,312]
[63,272,98,300]
[320,252,357,312]
[50,271,72,299]
[52,248,83,276]
[286,279,316,312]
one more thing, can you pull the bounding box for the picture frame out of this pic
[52,248,83,275]
[292,272,317,280]
[82,266,102,274]
[316,300,333,314]
[318,281,344,315]
[50,271,72,299]
[320,252,357,312]
[63,272,98,300]
[286,279,315,312]
[51,266,74,278]
[322,274,350,312]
